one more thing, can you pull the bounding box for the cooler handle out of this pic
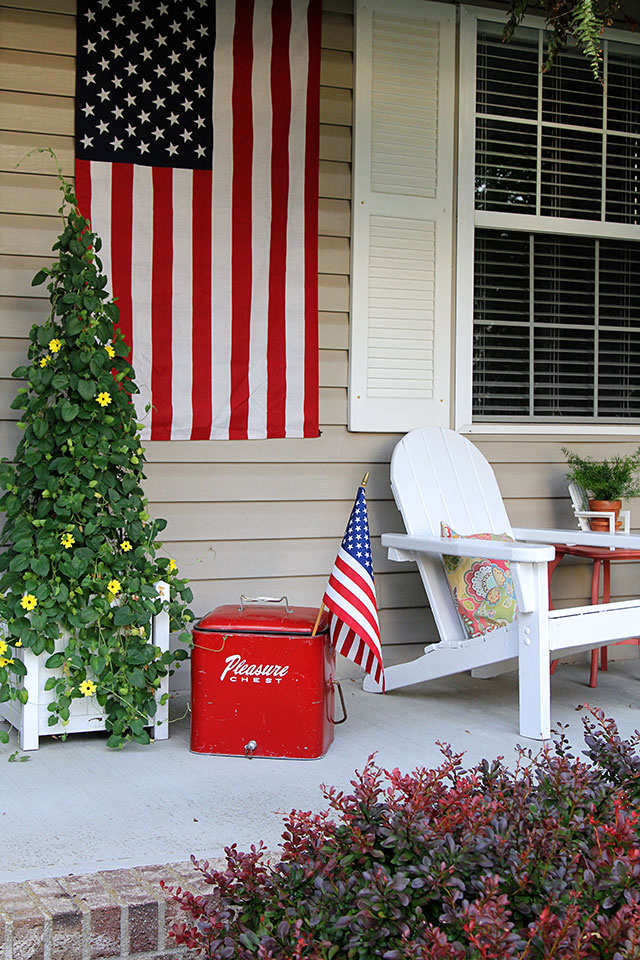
[239,595,293,613]
[332,680,347,724]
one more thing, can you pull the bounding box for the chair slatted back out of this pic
[390,427,513,644]
[568,481,591,531]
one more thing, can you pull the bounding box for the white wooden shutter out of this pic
[349,0,455,432]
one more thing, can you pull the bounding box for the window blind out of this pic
[472,23,640,422]
[473,230,640,419]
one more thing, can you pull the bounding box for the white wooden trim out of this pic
[454,5,640,434]
[475,211,640,242]
[459,423,640,437]
[454,5,477,434]
[350,0,456,433]
[0,582,171,750]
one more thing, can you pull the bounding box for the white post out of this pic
[515,562,551,741]
[20,646,40,751]
[152,581,170,741]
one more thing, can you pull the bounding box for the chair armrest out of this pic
[513,526,640,550]
[574,510,616,533]
[381,533,555,563]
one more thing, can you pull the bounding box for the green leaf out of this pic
[128,668,147,688]
[44,676,58,690]
[132,729,151,745]
[90,655,105,676]
[66,316,84,336]
[32,418,48,439]
[79,607,100,625]
[78,379,97,401]
[60,400,80,422]
[114,605,135,626]
[17,687,29,705]
[30,556,50,577]
[31,269,49,286]
[51,373,68,390]
[9,659,27,677]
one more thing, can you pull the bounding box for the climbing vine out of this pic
[0,150,194,748]
[504,0,637,79]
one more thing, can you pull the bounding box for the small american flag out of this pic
[75,0,321,440]
[323,484,384,691]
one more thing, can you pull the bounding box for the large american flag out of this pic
[75,0,321,440]
[323,485,384,691]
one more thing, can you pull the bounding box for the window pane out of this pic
[476,118,537,212]
[607,42,640,134]
[599,329,640,416]
[533,234,595,326]
[476,23,538,121]
[600,239,640,327]
[533,328,595,416]
[541,129,602,219]
[606,135,640,224]
[473,324,531,416]
[473,230,640,421]
[542,45,603,128]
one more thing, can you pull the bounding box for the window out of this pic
[458,12,640,428]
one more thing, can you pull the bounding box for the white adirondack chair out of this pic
[568,481,630,535]
[364,427,640,740]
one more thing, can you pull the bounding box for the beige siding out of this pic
[1,0,639,655]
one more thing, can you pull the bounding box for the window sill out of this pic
[458,423,640,438]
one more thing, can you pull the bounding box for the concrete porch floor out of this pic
[1,644,639,884]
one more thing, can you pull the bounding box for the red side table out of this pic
[548,544,640,687]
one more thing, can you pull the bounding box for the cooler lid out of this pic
[195,600,329,636]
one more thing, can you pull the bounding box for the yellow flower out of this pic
[20,594,37,611]
[79,679,97,697]
[105,343,116,359]
[168,558,177,572]
[48,338,62,353]
[60,533,75,549]
[121,540,132,552]
[15,640,22,647]
[0,640,7,656]
[0,657,14,668]
[107,579,121,596]
[39,355,50,368]
[96,392,112,407]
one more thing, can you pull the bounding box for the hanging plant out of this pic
[0,152,194,748]
[503,0,637,80]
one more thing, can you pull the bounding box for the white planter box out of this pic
[0,582,171,750]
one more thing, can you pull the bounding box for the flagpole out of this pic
[312,472,370,637]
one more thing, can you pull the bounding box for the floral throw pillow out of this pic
[440,522,518,639]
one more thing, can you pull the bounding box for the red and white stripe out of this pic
[74,0,321,441]
[324,547,385,691]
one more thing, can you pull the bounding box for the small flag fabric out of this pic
[74,0,322,441]
[323,485,384,691]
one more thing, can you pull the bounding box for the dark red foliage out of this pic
[164,709,640,959]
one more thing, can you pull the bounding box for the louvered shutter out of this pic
[349,0,455,432]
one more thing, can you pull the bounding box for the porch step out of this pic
[0,858,224,960]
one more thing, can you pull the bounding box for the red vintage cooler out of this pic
[190,598,344,759]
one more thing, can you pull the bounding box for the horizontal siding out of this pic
[2,0,640,657]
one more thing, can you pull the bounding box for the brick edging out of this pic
[0,857,225,960]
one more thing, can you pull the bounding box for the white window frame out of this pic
[454,5,640,436]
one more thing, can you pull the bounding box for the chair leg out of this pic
[589,649,599,689]
[589,559,602,689]
[548,553,563,677]
[600,560,611,672]
[517,564,551,741]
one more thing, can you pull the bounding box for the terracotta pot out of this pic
[588,499,622,532]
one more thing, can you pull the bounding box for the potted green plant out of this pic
[562,446,640,531]
[0,155,194,748]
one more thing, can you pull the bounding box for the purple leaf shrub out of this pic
[164,709,640,959]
